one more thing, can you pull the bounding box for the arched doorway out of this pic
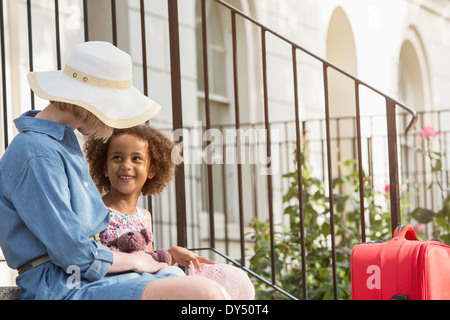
[398,28,430,112]
[398,27,434,221]
[326,7,358,118]
[325,7,358,182]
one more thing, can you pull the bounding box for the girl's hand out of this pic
[167,247,215,271]
[130,251,168,274]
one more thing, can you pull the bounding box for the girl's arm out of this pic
[168,247,216,271]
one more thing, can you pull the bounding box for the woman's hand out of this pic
[109,251,167,274]
[167,247,215,271]
[130,251,168,274]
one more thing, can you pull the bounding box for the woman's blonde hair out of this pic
[51,101,113,141]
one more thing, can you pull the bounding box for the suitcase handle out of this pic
[393,225,419,241]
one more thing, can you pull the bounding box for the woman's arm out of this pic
[108,251,167,274]
[10,157,114,281]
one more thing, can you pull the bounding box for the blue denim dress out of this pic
[0,111,177,300]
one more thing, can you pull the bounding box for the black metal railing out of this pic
[0,0,418,300]
[200,0,416,299]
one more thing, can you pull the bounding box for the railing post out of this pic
[54,0,61,70]
[292,46,308,300]
[200,0,216,249]
[83,0,89,41]
[1,0,8,149]
[322,64,338,300]
[26,0,35,109]
[386,99,401,233]
[231,11,246,265]
[261,28,277,286]
[354,81,366,243]
[167,0,187,248]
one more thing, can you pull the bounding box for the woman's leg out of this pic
[140,275,231,300]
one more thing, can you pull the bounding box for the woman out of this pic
[0,41,229,300]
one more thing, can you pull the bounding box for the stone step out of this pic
[0,287,20,300]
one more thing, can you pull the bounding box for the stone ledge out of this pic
[0,287,20,300]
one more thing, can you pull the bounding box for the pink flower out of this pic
[384,184,402,192]
[414,224,425,235]
[419,126,439,139]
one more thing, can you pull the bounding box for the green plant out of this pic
[248,126,449,300]
[247,138,396,300]
[409,126,450,243]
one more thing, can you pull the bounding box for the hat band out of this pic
[63,65,133,90]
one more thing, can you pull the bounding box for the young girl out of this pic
[84,125,216,274]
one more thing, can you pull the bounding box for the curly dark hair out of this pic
[84,125,181,196]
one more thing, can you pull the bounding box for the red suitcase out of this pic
[351,225,450,300]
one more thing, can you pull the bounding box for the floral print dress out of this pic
[100,207,150,246]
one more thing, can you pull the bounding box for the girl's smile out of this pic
[105,134,155,199]
[119,175,135,181]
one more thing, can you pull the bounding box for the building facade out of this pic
[1,0,449,288]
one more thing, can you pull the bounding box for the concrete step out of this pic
[0,287,20,300]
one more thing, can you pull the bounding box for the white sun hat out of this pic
[27,41,161,129]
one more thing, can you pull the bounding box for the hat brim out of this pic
[28,71,161,129]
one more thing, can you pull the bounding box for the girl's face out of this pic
[105,134,155,197]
